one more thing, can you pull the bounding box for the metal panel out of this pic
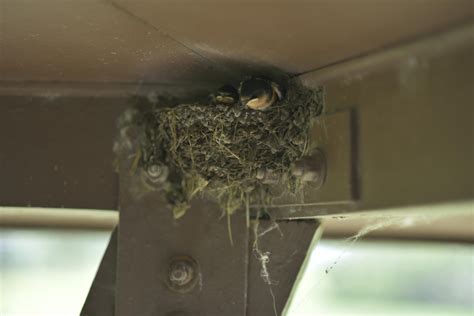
[2,1,471,82]
[112,105,250,316]
[301,32,474,213]
[0,84,212,210]
[268,110,357,218]
[112,123,320,314]
[1,25,472,220]
[0,0,225,84]
[247,220,320,315]
[81,228,118,316]
[81,217,320,315]
[0,96,125,210]
[116,198,249,315]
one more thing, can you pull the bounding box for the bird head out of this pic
[239,77,282,110]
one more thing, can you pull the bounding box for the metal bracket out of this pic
[82,213,319,316]
[269,110,358,218]
[82,99,322,315]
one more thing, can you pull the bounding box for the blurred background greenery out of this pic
[1,228,472,316]
[286,240,473,315]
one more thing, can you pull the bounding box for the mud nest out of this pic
[118,78,323,218]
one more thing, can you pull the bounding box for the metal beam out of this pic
[81,228,118,316]
[1,25,471,218]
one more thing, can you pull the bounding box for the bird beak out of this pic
[271,83,283,100]
[216,95,235,104]
[246,97,272,110]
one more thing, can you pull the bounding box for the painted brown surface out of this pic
[116,195,249,315]
[303,38,474,212]
[0,0,223,83]
[115,0,472,74]
[0,4,471,216]
[270,110,357,213]
[247,220,319,316]
[0,96,125,209]
[1,28,472,215]
[0,83,212,210]
[1,0,471,83]
[81,228,117,316]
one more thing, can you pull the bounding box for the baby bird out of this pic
[239,77,283,110]
[210,84,239,105]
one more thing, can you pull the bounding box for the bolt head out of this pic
[166,256,199,293]
[169,263,191,286]
[147,164,168,182]
[292,148,326,188]
[140,164,169,190]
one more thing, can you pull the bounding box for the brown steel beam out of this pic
[81,228,118,316]
[1,25,471,218]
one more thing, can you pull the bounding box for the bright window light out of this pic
[0,228,111,316]
[286,240,473,315]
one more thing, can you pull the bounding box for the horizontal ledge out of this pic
[0,80,218,98]
[0,207,118,230]
[272,199,473,220]
[1,200,471,242]
[278,200,474,243]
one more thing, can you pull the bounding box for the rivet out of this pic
[166,256,199,293]
[292,148,326,189]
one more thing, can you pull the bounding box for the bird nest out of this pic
[115,78,323,219]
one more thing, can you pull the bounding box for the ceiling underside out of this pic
[0,0,472,84]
